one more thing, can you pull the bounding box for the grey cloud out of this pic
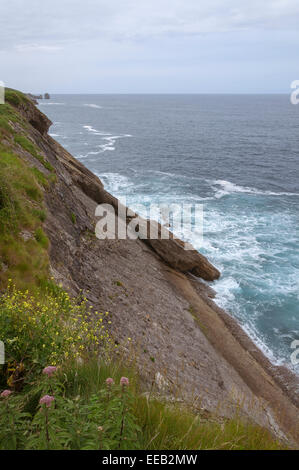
[1,1,299,93]
[1,0,299,51]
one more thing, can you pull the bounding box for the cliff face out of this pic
[1,89,298,443]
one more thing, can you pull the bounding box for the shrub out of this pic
[0,358,287,450]
[0,284,112,388]
[0,391,31,450]
[0,366,140,450]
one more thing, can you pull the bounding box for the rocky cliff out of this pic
[1,89,298,444]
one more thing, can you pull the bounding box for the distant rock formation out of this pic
[26,93,51,103]
[26,93,42,104]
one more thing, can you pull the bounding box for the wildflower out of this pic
[1,390,12,398]
[39,395,55,408]
[106,377,114,385]
[120,377,129,387]
[42,366,57,377]
[98,426,104,432]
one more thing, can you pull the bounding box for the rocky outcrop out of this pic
[7,91,51,135]
[144,237,220,281]
[138,217,220,281]
[26,93,50,101]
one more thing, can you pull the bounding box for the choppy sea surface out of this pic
[38,94,299,371]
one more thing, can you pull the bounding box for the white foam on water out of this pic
[78,150,102,159]
[39,102,65,106]
[148,170,204,183]
[82,126,132,153]
[83,125,105,134]
[96,172,135,195]
[214,277,240,307]
[241,322,286,366]
[83,104,102,109]
[209,179,299,198]
[212,277,288,366]
[97,135,132,154]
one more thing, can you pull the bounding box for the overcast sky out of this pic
[1,0,299,93]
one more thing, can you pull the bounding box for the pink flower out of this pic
[39,395,55,408]
[1,389,12,398]
[105,377,114,385]
[42,366,57,377]
[120,377,129,386]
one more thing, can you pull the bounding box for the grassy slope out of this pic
[0,89,288,450]
[0,89,53,289]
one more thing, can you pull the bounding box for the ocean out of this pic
[38,94,299,371]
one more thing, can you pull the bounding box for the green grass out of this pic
[1,89,38,131]
[14,134,39,156]
[5,88,28,107]
[53,359,288,450]
[14,135,54,172]
[70,212,77,224]
[34,228,49,249]
[30,168,50,189]
[134,396,286,450]
[0,348,287,450]
[0,116,14,134]
[31,208,47,222]
[0,91,54,289]
[0,101,27,128]
[0,147,49,288]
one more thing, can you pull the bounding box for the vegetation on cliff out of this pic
[0,89,288,450]
[0,89,57,289]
